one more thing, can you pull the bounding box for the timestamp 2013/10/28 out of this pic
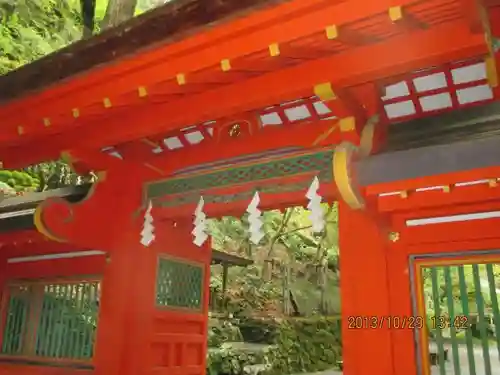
[347,315,425,329]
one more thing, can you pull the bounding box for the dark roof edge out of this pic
[0,184,91,213]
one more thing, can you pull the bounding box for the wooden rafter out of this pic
[0,19,487,170]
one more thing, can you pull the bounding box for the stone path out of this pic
[429,343,500,375]
[305,344,500,375]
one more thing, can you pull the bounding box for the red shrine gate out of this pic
[1,0,500,375]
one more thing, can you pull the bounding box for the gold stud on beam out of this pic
[314,82,337,101]
[489,178,498,187]
[17,126,24,135]
[389,6,403,22]
[43,118,51,127]
[269,43,280,57]
[221,59,231,72]
[442,185,451,193]
[176,73,186,85]
[400,191,408,199]
[325,25,338,40]
[339,117,356,132]
[72,108,80,118]
[138,86,148,97]
[103,97,112,108]
[389,232,400,242]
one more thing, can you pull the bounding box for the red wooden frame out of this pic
[0,1,499,375]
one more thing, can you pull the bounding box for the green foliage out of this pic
[207,343,271,375]
[207,317,342,375]
[267,317,342,374]
[0,168,39,192]
[0,0,85,74]
[209,204,340,318]
[208,320,244,347]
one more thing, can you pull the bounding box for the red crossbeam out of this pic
[0,20,487,168]
[0,0,453,124]
[57,22,487,146]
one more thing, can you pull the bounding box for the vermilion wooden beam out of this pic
[0,0,470,148]
[67,22,487,147]
[145,119,342,175]
[0,116,338,170]
[0,19,486,170]
[0,0,452,126]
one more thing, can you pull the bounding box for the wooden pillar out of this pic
[386,245,418,375]
[221,263,229,311]
[338,201,393,375]
[93,228,157,375]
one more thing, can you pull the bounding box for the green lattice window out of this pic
[1,280,100,361]
[156,257,204,310]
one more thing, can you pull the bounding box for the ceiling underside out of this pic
[0,0,498,171]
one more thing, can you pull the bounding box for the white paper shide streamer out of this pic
[192,196,209,247]
[306,177,325,233]
[247,192,264,245]
[140,200,155,247]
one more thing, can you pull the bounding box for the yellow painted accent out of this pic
[72,108,80,118]
[144,163,164,175]
[442,185,451,193]
[479,4,498,88]
[176,73,186,85]
[485,56,498,88]
[138,86,148,97]
[339,117,356,132]
[389,6,403,22]
[34,204,66,243]
[221,59,231,72]
[314,82,337,101]
[489,178,498,187]
[17,126,24,135]
[414,263,431,375]
[43,118,51,127]
[333,142,364,210]
[269,43,280,57]
[400,191,408,199]
[325,25,338,40]
[312,121,340,146]
[359,114,379,157]
[103,97,112,108]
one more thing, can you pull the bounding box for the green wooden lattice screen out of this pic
[1,281,100,360]
[420,263,500,375]
[156,258,204,310]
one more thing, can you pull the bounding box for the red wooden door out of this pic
[149,223,211,375]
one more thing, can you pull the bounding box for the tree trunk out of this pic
[80,0,96,38]
[102,0,138,29]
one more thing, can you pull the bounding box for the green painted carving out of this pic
[146,149,334,201]
[156,180,313,208]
